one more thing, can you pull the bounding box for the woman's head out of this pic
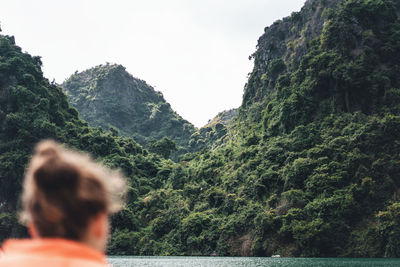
[20,140,126,250]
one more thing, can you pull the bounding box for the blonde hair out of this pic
[21,140,126,240]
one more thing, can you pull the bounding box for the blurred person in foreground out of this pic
[0,140,126,267]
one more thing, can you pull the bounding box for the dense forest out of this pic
[1,0,400,258]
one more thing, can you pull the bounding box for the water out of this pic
[108,256,400,267]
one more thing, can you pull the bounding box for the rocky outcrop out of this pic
[243,0,346,107]
[62,64,198,157]
[204,108,238,128]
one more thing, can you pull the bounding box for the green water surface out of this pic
[108,256,400,267]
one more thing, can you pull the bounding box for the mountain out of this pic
[108,0,400,257]
[0,32,174,245]
[204,109,238,128]
[188,109,238,151]
[61,64,198,157]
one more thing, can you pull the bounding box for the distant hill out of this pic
[62,64,198,157]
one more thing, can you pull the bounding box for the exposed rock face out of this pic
[227,233,253,256]
[62,64,197,156]
[186,109,238,151]
[243,0,345,107]
[204,108,238,128]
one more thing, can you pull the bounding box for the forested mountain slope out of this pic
[62,64,198,157]
[204,109,238,128]
[0,32,174,245]
[186,109,238,152]
[107,0,400,257]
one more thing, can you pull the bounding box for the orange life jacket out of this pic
[0,238,109,267]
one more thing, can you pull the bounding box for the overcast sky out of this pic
[1,0,306,127]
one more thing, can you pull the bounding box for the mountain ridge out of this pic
[62,63,199,157]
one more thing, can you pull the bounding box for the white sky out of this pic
[1,0,306,127]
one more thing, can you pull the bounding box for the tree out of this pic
[147,137,177,159]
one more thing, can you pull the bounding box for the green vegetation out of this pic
[107,0,400,257]
[0,32,171,242]
[147,137,177,159]
[62,64,199,159]
[189,109,238,150]
[2,0,400,258]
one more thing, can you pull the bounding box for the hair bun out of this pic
[35,140,59,157]
[33,158,79,194]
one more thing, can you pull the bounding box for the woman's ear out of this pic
[85,213,109,252]
[92,213,108,238]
